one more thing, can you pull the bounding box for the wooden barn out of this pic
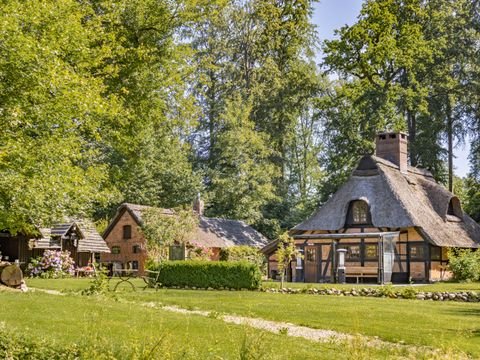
[0,219,110,267]
[263,132,480,284]
[101,201,269,275]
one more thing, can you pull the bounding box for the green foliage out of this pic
[141,207,198,262]
[207,94,278,224]
[239,330,271,360]
[400,287,418,300]
[81,266,109,296]
[189,0,324,235]
[0,0,119,233]
[220,245,264,264]
[276,232,301,288]
[97,0,202,211]
[0,328,191,359]
[321,0,478,187]
[219,246,265,271]
[447,248,480,282]
[377,285,396,298]
[0,330,82,360]
[463,177,480,222]
[151,261,262,290]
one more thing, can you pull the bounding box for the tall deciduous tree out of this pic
[322,0,476,190]
[207,94,278,224]
[0,0,119,233]
[93,0,202,213]
[190,0,324,236]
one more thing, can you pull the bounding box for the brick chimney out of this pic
[193,193,204,216]
[375,132,408,173]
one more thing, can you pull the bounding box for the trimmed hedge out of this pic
[152,261,262,290]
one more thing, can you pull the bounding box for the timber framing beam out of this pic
[293,232,399,240]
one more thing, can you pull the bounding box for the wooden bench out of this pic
[345,266,378,283]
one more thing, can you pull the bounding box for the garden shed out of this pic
[0,219,109,267]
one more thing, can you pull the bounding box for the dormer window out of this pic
[346,200,371,225]
[446,197,463,221]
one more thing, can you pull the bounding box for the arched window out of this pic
[346,200,371,225]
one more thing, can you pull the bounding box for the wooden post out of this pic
[378,237,384,284]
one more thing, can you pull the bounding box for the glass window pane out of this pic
[410,244,425,260]
[365,244,378,259]
[306,248,316,262]
[123,225,132,239]
[430,246,441,261]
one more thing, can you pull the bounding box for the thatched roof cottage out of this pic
[264,132,480,284]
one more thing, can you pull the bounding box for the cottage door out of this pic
[304,246,318,282]
[319,244,333,282]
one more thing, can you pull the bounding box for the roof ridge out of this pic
[201,215,248,224]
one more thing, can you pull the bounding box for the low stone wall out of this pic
[261,286,480,302]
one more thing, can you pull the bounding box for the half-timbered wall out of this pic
[292,226,439,283]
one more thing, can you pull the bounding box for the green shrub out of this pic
[400,287,417,299]
[0,330,196,359]
[151,261,262,290]
[219,246,266,273]
[447,248,480,282]
[81,266,110,296]
[377,284,396,298]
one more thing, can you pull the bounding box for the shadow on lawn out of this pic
[448,307,480,317]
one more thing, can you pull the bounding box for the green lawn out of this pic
[0,290,423,359]
[19,278,480,358]
[27,277,480,293]
[127,289,480,357]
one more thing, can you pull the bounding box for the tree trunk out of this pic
[407,111,417,166]
[446,100,453,192]
[0,262,24,287]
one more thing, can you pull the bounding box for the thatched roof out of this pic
[106,203,269,249]
[36,220,110,253]
[294,155,480,248]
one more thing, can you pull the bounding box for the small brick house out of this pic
[101,201,269,275]
[263,132,480,284]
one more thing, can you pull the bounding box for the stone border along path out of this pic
[29,288,468,359]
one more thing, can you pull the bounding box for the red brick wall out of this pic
[100,210,147,275]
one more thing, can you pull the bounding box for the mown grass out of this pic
[27,277,480,293]
[0,290,428,359]
[126,289,480,357]
[24,278,480,357]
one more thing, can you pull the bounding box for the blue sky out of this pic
[311,0,471,177]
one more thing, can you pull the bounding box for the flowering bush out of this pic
[27,250,75,278]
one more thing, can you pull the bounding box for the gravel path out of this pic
[161,304,356,344]
[31,288,65,296]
